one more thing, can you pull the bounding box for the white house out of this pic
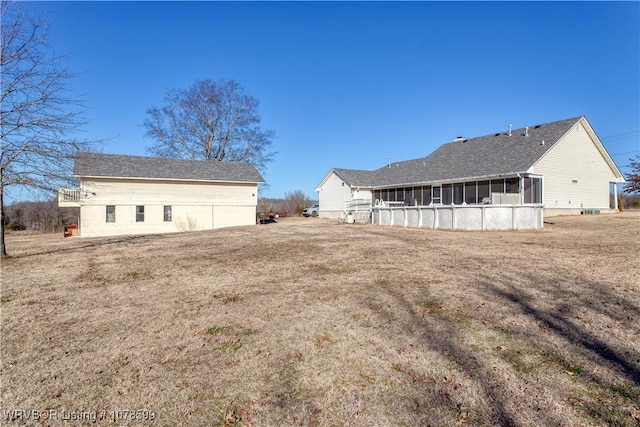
[316,116,625,223]
[58,152,264,237]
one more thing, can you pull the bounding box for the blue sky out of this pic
[22,1,640,200]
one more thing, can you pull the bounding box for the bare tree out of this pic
[623,154,640,194]
[144,78,276,174]
[257,191,317,217]
[0,1,94,257]
[281,190,310,216]
[4,199,77,233]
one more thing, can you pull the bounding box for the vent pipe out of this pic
[525,126,529,137]
[388,156,391,168]
[541,139,545,146]
[508,124,512,136]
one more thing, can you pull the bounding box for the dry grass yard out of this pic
[1,212,639,426]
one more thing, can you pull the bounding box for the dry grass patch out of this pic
[1,213,639,426]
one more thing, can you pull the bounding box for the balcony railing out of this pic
[58,188,81,206]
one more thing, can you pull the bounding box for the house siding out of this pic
[533,121,619,213]
[317,172,356,219]
[315,117,624,222]
[78,178,258,237]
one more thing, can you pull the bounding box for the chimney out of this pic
[508,124,512,137]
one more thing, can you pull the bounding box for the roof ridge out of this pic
[324,116,585,188]
[76,151,252,166]
[470,116,583,141]
[74,152,264,183]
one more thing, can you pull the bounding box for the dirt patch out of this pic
[2,213,639,426]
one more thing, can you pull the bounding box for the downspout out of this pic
[78,180,84,236]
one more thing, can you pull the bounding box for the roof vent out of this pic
[508,124,512,137]
[453,136,464,142]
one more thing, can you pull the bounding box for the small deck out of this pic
[58,188,81,207]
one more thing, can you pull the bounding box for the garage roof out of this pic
[74,152,265,183]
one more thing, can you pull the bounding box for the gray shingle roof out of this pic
[74,152,265,183]
[333,116,582,188]
[332,168,379,187]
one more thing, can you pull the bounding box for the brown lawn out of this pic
[1,213,639,426]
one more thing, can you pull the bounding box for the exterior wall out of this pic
[348,189,373,212]
[212,205,257,229]
[533,121,621,213]
[372,205,544,230]
[543,207,617,217]
[77,178,258,237]
[317,172,371,219]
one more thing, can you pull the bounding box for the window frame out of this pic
[106,205,116,223]
[465,181,477,204]
[453,183,464,205]
[442,184,452,205]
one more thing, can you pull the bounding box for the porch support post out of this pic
[519,175,524,205]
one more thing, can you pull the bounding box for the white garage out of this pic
[59,152,264,237]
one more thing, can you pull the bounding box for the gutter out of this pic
[370,172,542,190]
[77,175,264,185]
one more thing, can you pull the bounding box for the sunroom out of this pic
[371,174,543,207]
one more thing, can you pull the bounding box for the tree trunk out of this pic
[1,184,7,258]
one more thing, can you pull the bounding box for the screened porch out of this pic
[372,175,542,206]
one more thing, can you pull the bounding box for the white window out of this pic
[106,205,116,223]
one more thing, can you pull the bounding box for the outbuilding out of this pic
[58,152,264,237]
